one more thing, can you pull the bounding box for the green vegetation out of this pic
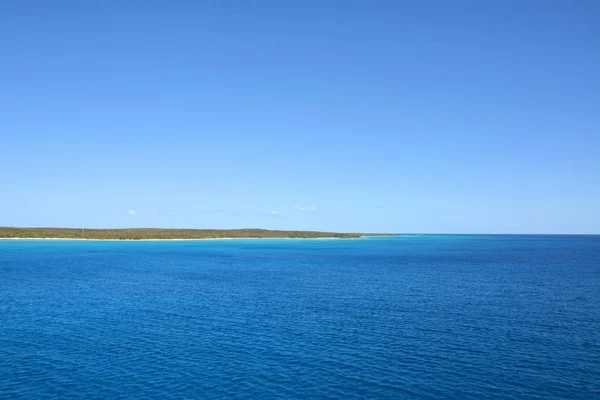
[0,227,389,240]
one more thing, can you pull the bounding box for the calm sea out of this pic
[0,235,599,399]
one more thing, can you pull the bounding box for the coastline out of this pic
[0,236,371,242]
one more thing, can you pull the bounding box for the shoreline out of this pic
[0,236,372,242]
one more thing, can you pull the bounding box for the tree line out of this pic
[0,227,371,240]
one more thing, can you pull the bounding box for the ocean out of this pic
[1,235,599,399]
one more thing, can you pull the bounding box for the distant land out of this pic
[0,227,393,240]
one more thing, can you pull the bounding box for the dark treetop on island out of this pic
[0,227,390,240]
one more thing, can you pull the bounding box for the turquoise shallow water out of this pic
[1,235,599,399]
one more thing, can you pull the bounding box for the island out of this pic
[0,227,393,240]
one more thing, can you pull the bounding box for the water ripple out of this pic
[1,236,599,399]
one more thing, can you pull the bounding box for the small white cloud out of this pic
[128,208,235,218]
[262,210,281,218]
[295,205,316,212]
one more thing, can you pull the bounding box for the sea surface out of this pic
[0,235,599,399]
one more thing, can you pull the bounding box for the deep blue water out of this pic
[1,235,599,399]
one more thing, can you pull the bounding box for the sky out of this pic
[1,1,599,234]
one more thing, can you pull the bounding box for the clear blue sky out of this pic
[2,1,599,233]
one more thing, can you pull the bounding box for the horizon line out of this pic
[1,227,599,235]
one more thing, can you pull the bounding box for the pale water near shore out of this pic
[1,235,599,399]
[0,236,356,241]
